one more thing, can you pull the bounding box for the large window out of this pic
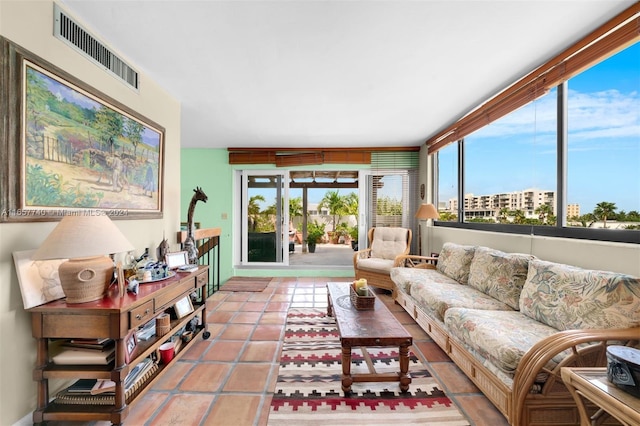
[435,41,639,243]
[566,44,640,231]
[463,89,557,225]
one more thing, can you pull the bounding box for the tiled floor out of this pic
[54,277,510,425]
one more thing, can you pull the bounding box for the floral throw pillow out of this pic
[436,242,476,284]
[468,247,535,310]
[520,259,640,330]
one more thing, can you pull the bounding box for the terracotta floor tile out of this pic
[258,395,274,425]
[180,363,232,392]
[203,340,245,361]
[226,293,252,302]
[415,341,450,363]
[404,323,431,340]
[240,341,279,362]
[153,361,195,390]
[203,395,262,426]
[259,311,288,324]
[251,324,283,341]
[217,301,245,311]
[219,323,255,340]
[232,311,262,323]
[125,391,170,424]
[242,301,268,312]
[265,302,291,311]
[270,294,292,302]
[149,393,213,425]
[248,292,272,301]
[223,363,272,392]
[179,336,215,360]
[456,395,510,425]
[431,362,480,394]
[207,310,234,323]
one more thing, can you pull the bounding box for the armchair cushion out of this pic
[370,227,410,260]
[356,258,395,274]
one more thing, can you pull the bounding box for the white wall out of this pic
[0,2,181,423]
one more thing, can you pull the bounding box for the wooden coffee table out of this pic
[326,282,412,394]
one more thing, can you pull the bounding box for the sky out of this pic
[438,42,639,214]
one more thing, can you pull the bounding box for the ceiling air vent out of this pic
[53,3,139,90]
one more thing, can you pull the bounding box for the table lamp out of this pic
[415,203,439,256]
[32,215,134,304]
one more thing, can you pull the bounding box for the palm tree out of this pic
[248,195,265,232]
[319,190,345,232]
[535,203,553,224]
[593,201,617,229]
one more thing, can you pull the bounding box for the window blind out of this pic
[427,3,640,154]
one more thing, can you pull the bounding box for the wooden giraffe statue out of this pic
[184,187,208,264]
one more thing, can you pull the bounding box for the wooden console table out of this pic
[29,266,210,425]
[561,367,640,426]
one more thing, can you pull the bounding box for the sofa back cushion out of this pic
[436,242,476,284]
[370,227,409,260]
[468,247,535,310]
[520,259,640,330]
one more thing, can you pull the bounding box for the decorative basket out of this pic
[349,283,375,310]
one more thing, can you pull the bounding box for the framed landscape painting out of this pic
[0,37,165,222]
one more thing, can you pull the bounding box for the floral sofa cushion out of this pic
[410,280,513,322]
[468,247,535,310]
[444,307,568,374]
[391,267,460,295]
[520,259,640,330]
[436,242,476,284]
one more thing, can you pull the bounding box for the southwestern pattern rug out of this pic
[268,308,470,425]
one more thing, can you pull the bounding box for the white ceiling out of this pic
[58,0,634,149]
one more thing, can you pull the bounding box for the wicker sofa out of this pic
[391,242,640,426]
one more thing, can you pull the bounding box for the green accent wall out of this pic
[180,149,235,282]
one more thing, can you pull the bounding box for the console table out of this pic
[561,367,640,426]
[29,266,210,425]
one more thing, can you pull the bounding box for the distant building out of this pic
[448,189,556,221]
[566,204,580,218]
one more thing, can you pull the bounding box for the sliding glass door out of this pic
[240,171,289,265]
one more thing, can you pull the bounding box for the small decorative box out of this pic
[349,283,375,310]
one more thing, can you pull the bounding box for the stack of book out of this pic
[55,357,158,405]
[52,338,116,366]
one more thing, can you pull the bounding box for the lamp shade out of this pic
[415,203,439,220]
[32,215,134,304]
[32,214,134,260]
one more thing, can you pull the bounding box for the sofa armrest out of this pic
[394,254,438,269]
[512,326,640,425]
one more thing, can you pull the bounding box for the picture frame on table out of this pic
[0,37,165,222]
[165,251,189,269]
[125,329,137,363]
[174,296,194,319]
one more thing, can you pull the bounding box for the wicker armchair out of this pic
[353,227,411,296]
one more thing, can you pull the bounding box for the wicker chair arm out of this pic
[512,326,640,425]
[394,254,438,268]
[352,248,372,268]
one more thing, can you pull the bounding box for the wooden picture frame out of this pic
[0,37,165,222]
[174,296,194,319]
[124,329,137,363]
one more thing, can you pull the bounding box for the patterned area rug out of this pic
[268,308,470,425]
[221,277,272,292]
